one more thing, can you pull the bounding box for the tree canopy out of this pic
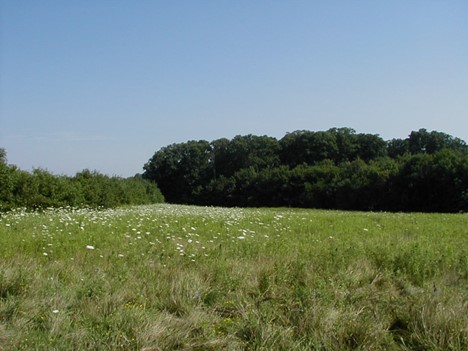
[143,128,467,212]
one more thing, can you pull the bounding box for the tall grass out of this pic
[0,205,467,350]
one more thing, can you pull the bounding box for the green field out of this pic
[0,205,467,350]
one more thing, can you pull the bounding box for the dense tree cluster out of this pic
[144,128,467,212]
[0,152,164,210]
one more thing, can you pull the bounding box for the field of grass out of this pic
[0,204,467,350]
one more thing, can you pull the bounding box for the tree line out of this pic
[143,128,468,212]
[0,149,164,210]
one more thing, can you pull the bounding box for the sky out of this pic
[1,1,467,177]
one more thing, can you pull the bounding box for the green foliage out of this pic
[280,130,339,167]
[214,135,280,178]
[0,152,164,211]
[144,128,467,212]
[408,128,467,154]
[390,149,468,212]
[327,127,359,162]
[0,148,6,165]
[387,138,409,158]
[354,133,388,161]
[143,140,212,203]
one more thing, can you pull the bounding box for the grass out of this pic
[0,204,467,350]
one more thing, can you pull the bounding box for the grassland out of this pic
[0,204,467,350]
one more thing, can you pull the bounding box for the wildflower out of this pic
[86,245,95,250]
[118,254,124,258]
[52,309,59,314]
[237,236,245,240]
[43,252,48,256]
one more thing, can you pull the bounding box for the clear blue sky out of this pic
[1,1,467,177]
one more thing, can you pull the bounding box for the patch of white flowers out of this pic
[0,204,313,263]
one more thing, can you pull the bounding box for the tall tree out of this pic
[280,130,338,167]
[354,133,387,161]
[0,148,6,165]
[0,149,13,207]
[387,138,409,158]
[143,140,212,203]
[213,135,280,178]
[327,127,358,162]
[408,128,467,154]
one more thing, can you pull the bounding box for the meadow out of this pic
[0,204,467,350]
